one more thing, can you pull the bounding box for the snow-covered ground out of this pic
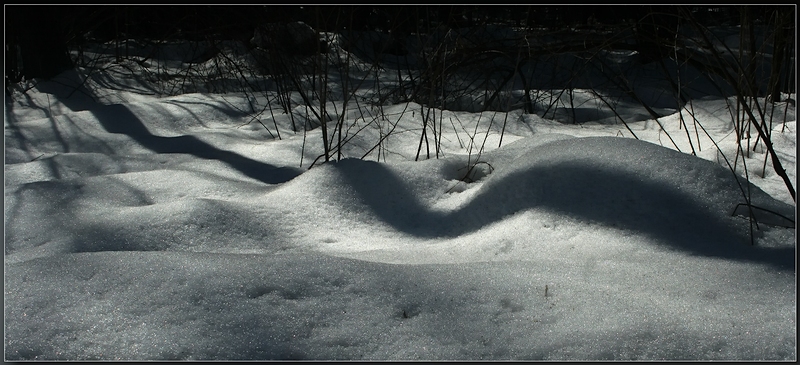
[4,26,796,360]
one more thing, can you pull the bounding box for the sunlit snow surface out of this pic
[4,39,796,360]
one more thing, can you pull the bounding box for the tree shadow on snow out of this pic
[90,104,301,184]
[331,158,795,271]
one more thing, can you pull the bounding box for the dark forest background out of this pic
[5,5,794,94]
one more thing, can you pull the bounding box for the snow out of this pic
[4,27,796,360]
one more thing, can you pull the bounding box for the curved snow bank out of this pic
[302,136,793,270]
[465,137,794,261]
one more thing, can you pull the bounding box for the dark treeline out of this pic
[6,5,758,43]
[5,5,794,97]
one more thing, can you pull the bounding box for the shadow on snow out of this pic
[330,147,794,271]
[90,104,301,185]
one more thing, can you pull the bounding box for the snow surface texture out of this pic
[5,35,797,360]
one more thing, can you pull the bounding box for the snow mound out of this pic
[263,135,794,270]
